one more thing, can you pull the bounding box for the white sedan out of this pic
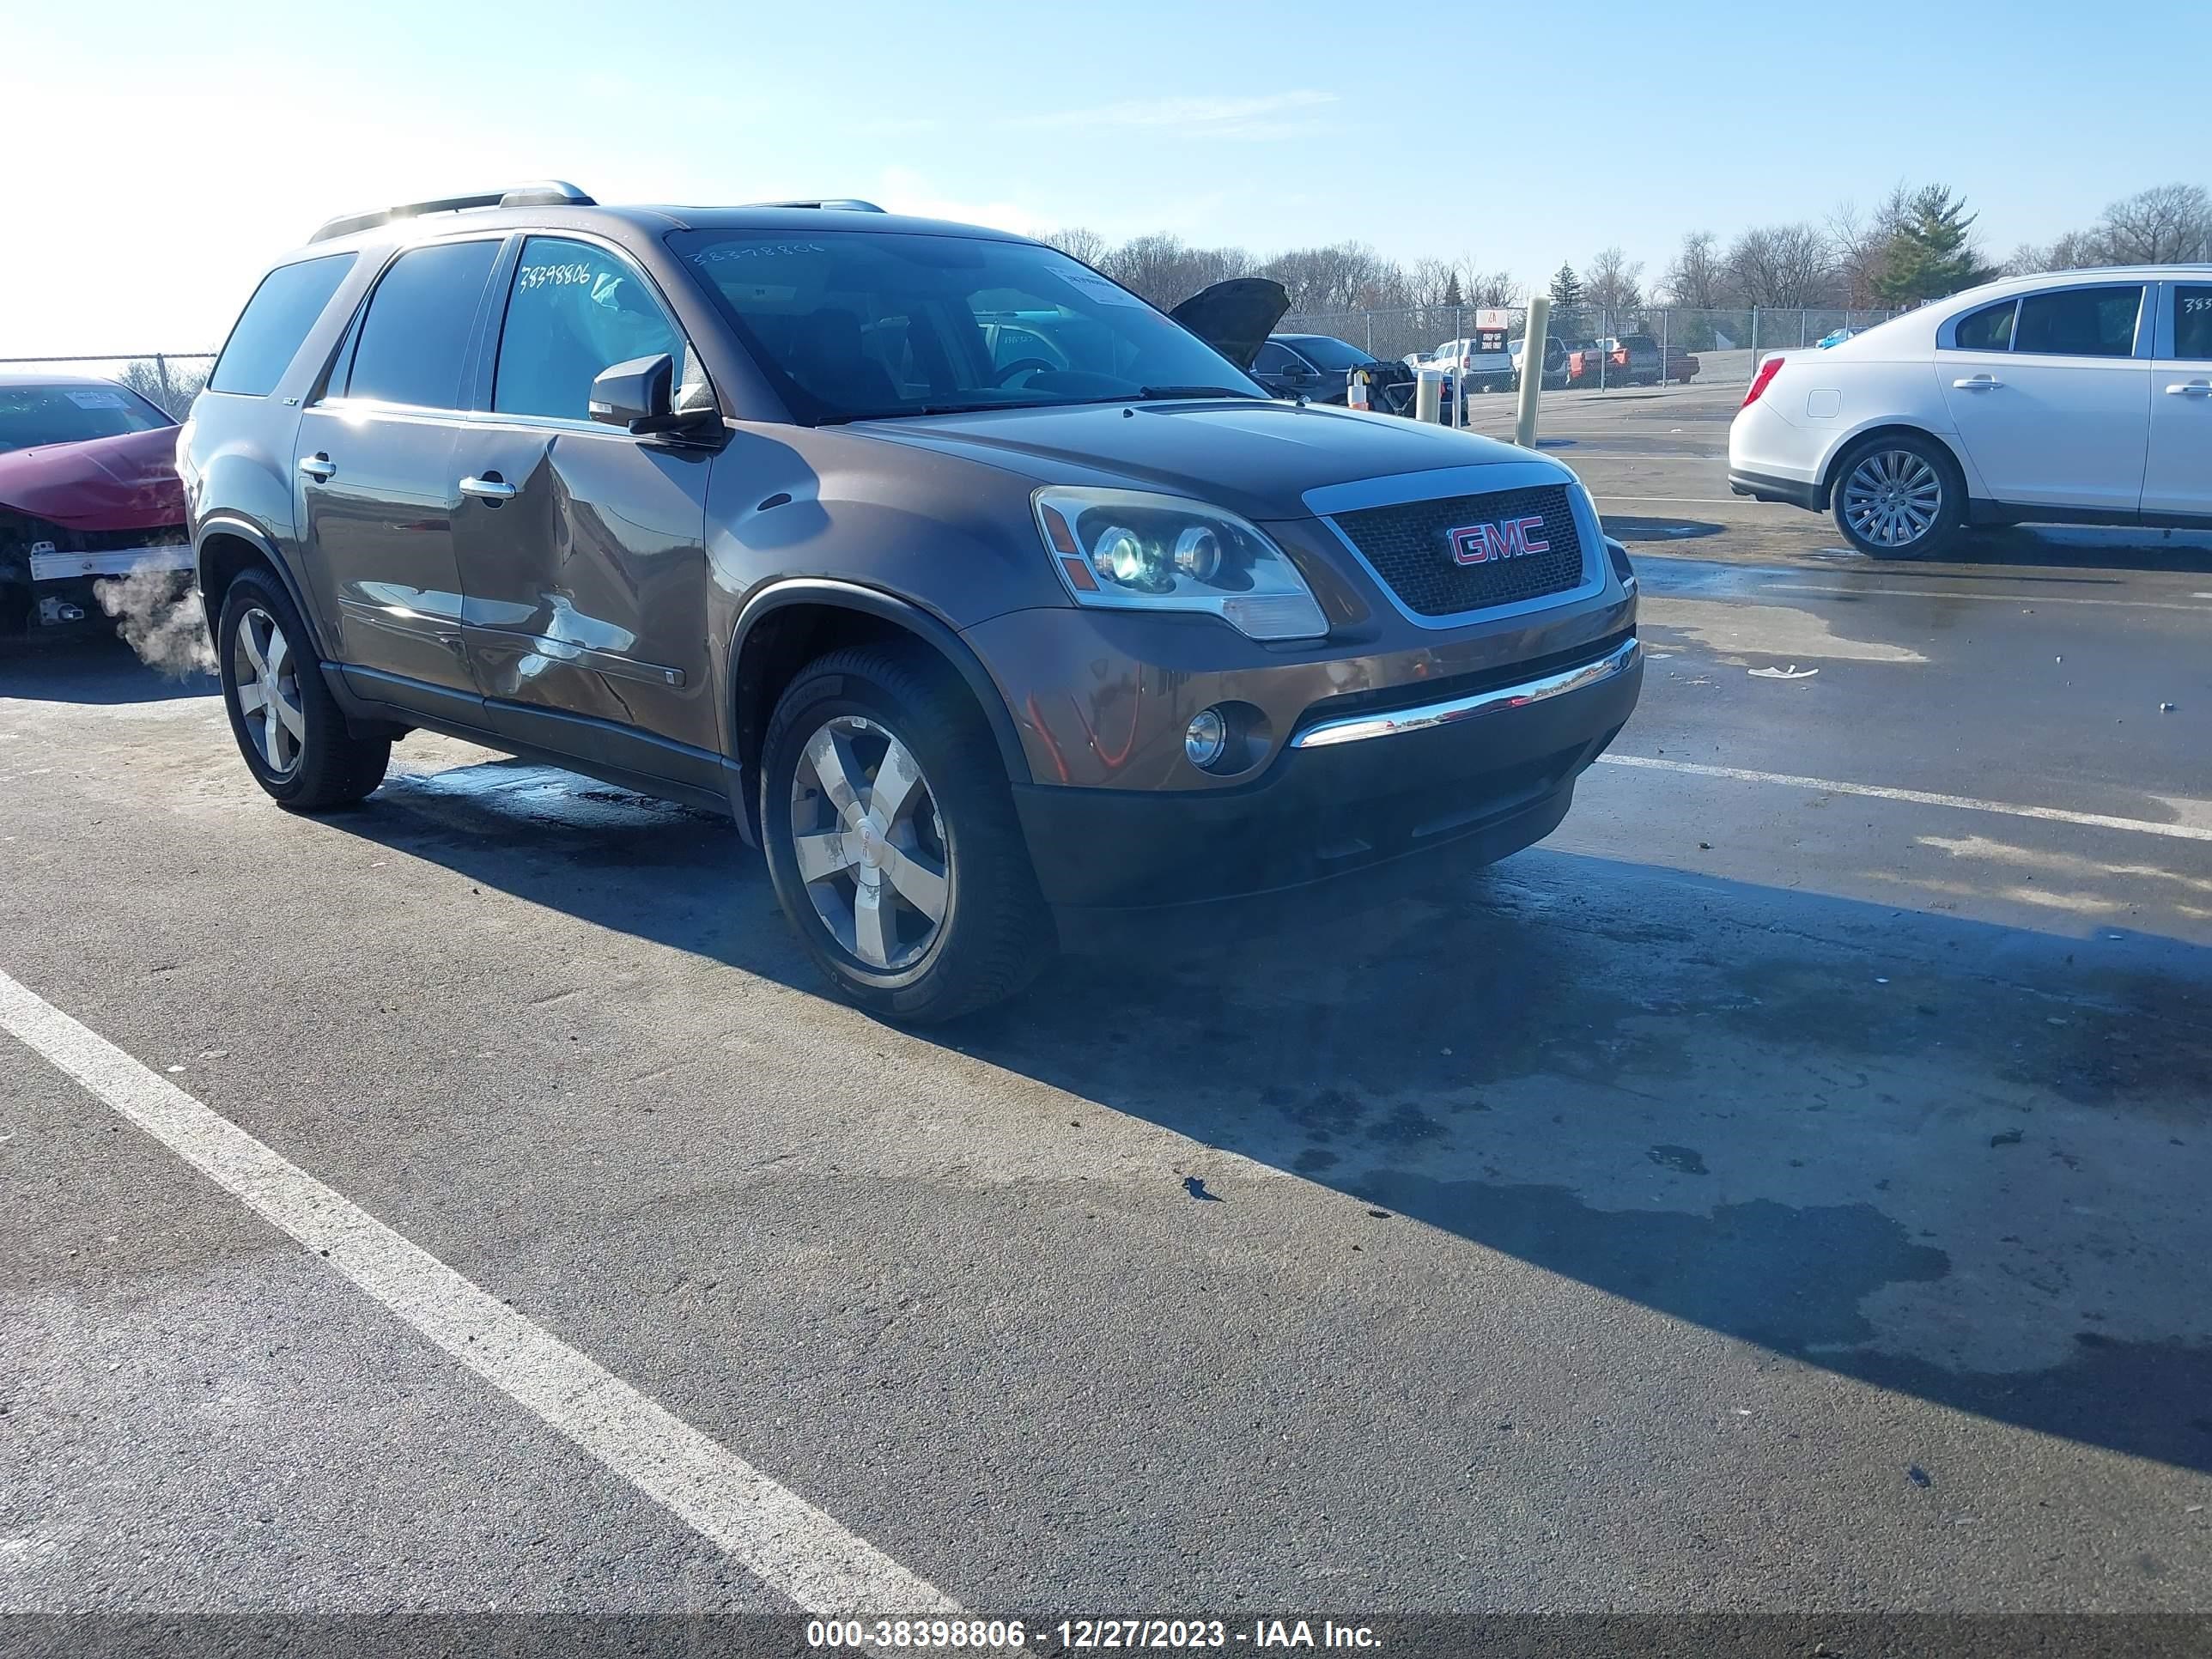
[1729,266,2211,557]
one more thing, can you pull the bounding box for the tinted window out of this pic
[2176,286,2212,361]
[1951,300,2016,352]
[208,253,356,396]
[672,229,1263,422]
[345,240,500,410]
[2014,286,2142,358]
[494,237,707,421]
[1288,336,1370,371]
[1253,342,1298,374]
[0,382,173,454]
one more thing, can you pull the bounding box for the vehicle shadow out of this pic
[326,756,2212,1474]
[0,630,215,705]
[1948,524,2212,576]
[1597,516,1727,544]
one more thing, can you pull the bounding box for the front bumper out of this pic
[1012,637,1641,913]
[27,542,196,583]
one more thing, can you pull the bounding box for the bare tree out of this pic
[1725,222,1837,307]
[1042,227,1110,267]
[2091,183,2212,264]
[1461,270,1520,308]
[1828,183,1911,308]
[113,359,207,419]
[1583,246,1644,313]
[1101,234,1253,307]
[2002,230,2100,276]
[1256,242,1400,313]
[1407,258,1460,309]
[1661,231,1722,308]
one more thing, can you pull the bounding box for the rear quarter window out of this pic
[208,253,357,397]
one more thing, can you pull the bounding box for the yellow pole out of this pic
[1515,296,1551,449]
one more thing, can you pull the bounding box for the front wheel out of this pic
[1830,434,1964,559]
[760,644,1054,1022]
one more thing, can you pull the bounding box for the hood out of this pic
[0,424,185,532]
[1167,278,1290,370]
[848,397,1542,522]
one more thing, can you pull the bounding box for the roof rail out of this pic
[748,198,887,213]
[308,180,595,244]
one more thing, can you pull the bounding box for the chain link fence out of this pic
[1279,307,1897,393]
[1,353,217,420]
[4,308,1898,424]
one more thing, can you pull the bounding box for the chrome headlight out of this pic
[1031,486,1328,642]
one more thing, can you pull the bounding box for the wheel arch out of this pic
[194,517,330,658]
[727,580,1031,843]
[1815,423,1972,512]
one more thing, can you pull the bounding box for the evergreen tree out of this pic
[1441,270,1464,308]
[1875,187,1995,305]
[1548,262,1584,308]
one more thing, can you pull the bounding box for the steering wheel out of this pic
[992,357,1056,386]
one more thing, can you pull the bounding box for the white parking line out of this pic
[0,966,960,1620]
[1597,755,2212,843]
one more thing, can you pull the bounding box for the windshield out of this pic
[1285,336,1370,371]
[670,229,1264,422]
[0,382,173,454]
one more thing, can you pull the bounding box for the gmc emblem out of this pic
[1447,516,1549,565]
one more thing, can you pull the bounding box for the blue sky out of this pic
[5,0,2207,354]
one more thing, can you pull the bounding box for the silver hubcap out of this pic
[790,715,949,972]
[233,606,307,776]
[1842,450,1943,548]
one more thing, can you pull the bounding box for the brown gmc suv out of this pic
[179,184,1642,1020]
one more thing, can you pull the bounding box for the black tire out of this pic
[1828,432,1965,560]
[215,566,390,810]
[760,642,1054,1023]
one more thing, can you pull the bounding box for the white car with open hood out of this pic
[1729,267,2212,557]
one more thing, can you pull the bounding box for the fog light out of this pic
[1185,707,1230,769]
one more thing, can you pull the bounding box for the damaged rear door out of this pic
[295,235,502,708]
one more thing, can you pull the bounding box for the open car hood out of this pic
[0,424,185,533]
[1167,278,1291,371]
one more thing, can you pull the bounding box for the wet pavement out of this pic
[2,387,2209,1625]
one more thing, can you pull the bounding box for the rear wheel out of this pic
[1830,434,1964,559]
[216,567,390,810]
[760,643,1054,1022]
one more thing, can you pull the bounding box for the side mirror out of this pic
[588,354,718,439]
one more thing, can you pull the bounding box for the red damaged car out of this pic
[0,374,190,638]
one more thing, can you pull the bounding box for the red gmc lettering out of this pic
[1449,517,1549,565]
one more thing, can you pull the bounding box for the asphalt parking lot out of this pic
[3,382,2209,1647]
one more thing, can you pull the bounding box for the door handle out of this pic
[459,475,516,501]
[1952,376,2003,390]
[296,453,336,481]
[2166,381,2212,398]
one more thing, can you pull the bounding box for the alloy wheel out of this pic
[789,715,950,971]
[1841,450,1944,549]
[233,605,307,776]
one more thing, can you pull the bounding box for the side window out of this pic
[346,240,501,410]
[1254,342,1296,374]
[1949,300,2016,352]
[2174,286,2212,361]
[495,237,708,422]
[208,253,356,397]
[2014,286,2143,358]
